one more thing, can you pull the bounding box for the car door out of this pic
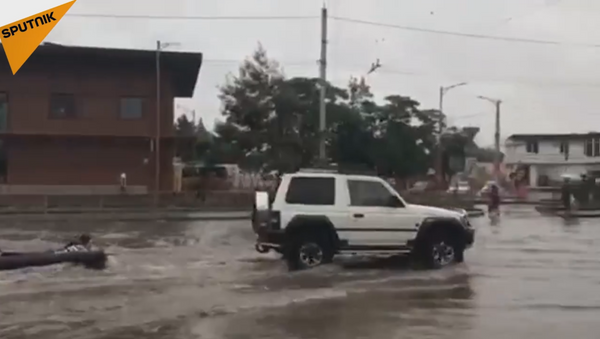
[344,178,417,246]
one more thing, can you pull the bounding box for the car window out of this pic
[348,180,398,207]
[285,177,335,205]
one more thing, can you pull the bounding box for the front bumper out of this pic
[459,214,475,247]
[464,228,475,247]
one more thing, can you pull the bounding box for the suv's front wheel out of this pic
[286,235,334,270]
[430,240,456,268]
[417,231,464,269]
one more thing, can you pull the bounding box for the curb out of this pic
[0,212,252,222]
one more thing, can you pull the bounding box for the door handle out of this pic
[353,213,364,218]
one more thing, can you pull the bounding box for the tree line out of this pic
[175,45,501,181]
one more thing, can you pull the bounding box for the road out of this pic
[1,206,599,338]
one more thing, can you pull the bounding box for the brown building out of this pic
[0,43,203,194]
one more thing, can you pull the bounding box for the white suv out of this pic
[252,169,475,270]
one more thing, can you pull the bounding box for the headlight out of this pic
[461,215,472,228]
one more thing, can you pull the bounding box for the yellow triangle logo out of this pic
[0,1,76,75]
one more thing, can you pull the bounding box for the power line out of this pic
[498,0,564,26]
[202,58,600,88]
[64,11,600,47]
[345,66,600,88]
[204,59,315,65]
[65,13,317,20]
[453,112,487,120]
[330,16,600,48]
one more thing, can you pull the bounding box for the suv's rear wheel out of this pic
[286,235,334,270]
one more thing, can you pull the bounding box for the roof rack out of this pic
[297,164,378,176]
[338,168,378,176]
[298,168,337,173]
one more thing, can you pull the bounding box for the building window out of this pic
[559,141,569,154]
[49,93,77,119]
[0,93,7,132]
[120,97,143,119]
[584,138,600,157]
[526,141,538,154]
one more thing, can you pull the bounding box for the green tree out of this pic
[174,115,197,161]
[217,43,284,171]
[212,45,475,181]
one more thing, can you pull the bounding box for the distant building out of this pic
[504,133,600,187]
[0,43,202,194]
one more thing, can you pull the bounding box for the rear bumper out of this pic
[255,228,285,251]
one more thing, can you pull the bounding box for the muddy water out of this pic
[1,206,600,338]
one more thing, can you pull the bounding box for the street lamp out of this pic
[439,82,467,119]
[477,95,502,182]
[154,40,180,206]
[436,82,467,185]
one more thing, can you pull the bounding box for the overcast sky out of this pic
[46,0,600,147]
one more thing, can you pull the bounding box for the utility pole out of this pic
[155,40,161,207]
[477,95,502,182]
[494,100,501,180]
[436,86,445,185]
[436,82,467,185]
[191,109,196,162]
[155,40,179,206]
[318,5,328,163]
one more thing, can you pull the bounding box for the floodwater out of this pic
[1,206,600,338]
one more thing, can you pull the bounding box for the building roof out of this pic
[507,132,600,141]
[0,42,203,97]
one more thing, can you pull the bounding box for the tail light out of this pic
[269,211,281,230]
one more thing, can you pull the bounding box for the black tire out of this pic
[454,247,465,263]
[255,243,270,254]
[419,230,462,269]
[286,234,334,271]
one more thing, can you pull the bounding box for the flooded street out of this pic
[1,206,600,338]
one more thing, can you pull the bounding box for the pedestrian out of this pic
[64,234,92,252]
[488,183,500,219]
[561,177,572,214]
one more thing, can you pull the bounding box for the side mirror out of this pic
[387,195,403,208]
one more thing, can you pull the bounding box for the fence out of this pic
[0,191,255,212]
[0,188,561,214]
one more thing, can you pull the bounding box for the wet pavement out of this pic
[1,205,600,338]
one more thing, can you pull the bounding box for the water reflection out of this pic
[217,268,474,339]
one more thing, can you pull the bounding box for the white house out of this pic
[504,133,600,187]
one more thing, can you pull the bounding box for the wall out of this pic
[0,57,175,137]
[5,137,175,191]
[505,139,600,165]
[530,163,600,186]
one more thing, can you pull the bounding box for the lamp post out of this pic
[436,82,467,185]
[155,40,179,206]
[477,95,502,182]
